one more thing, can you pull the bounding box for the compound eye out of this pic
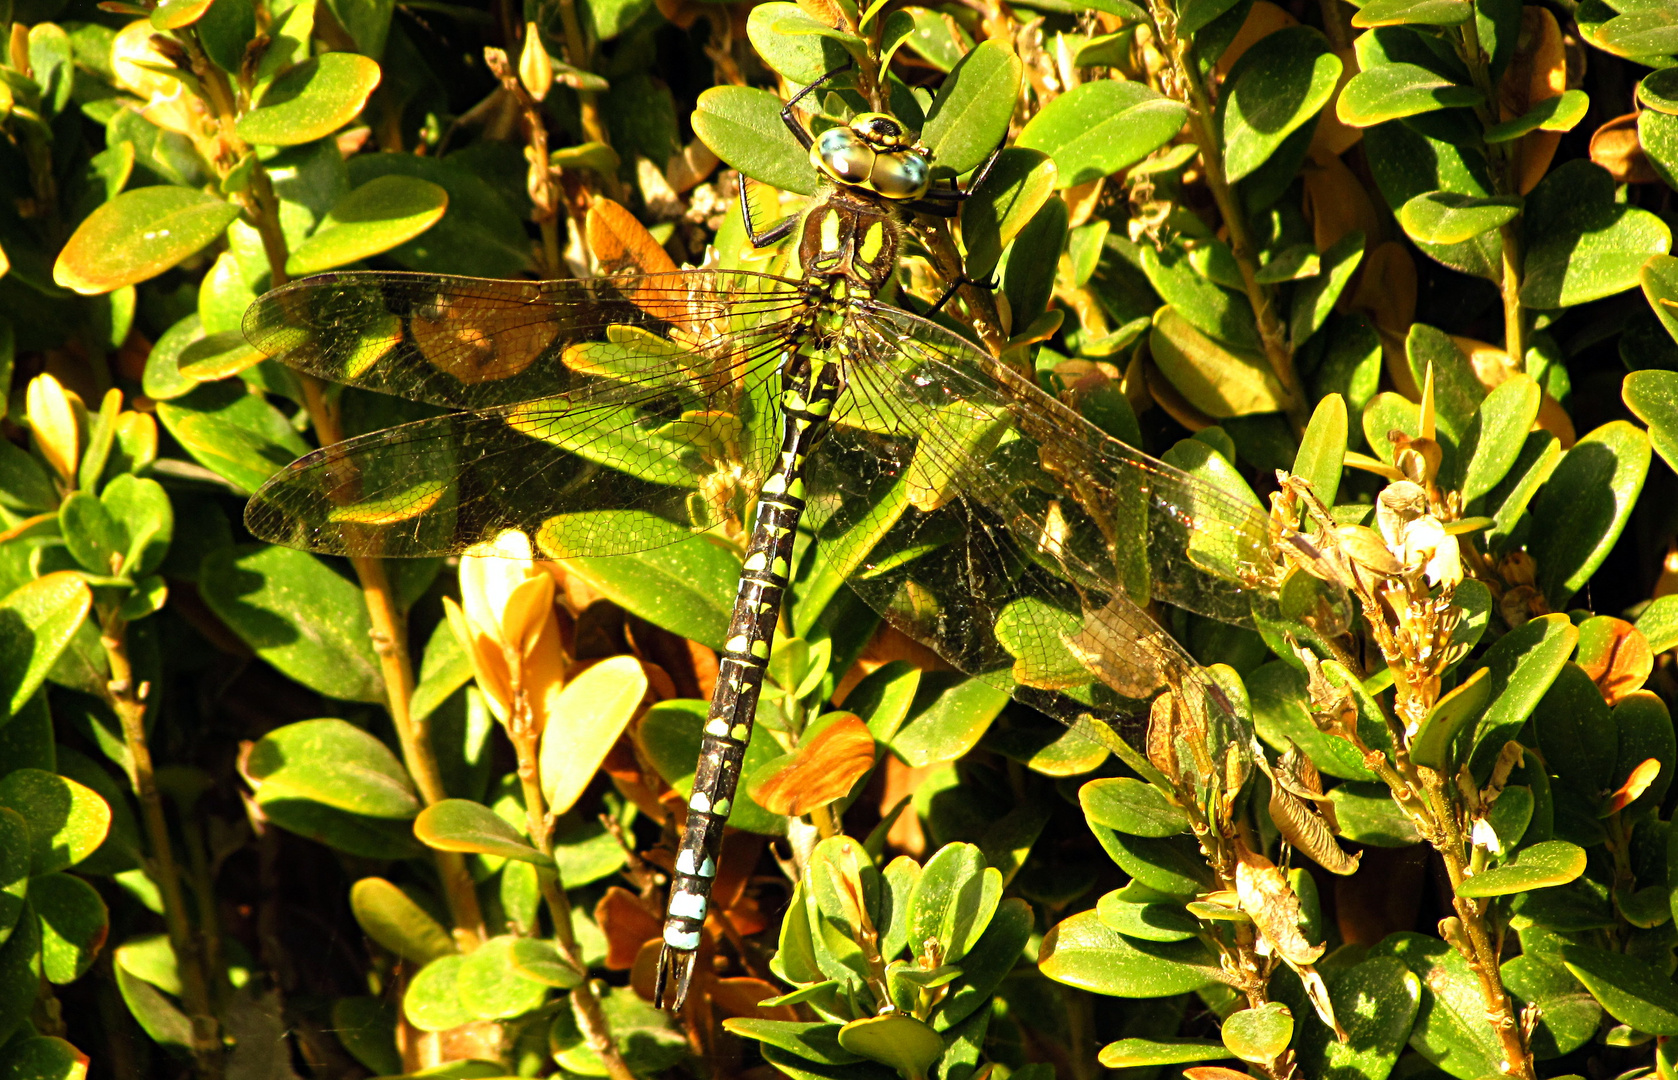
[815,126,874,184]
[870,152,930,199]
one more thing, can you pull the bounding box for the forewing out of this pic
[245,275,799,557]
[243,269,809,411]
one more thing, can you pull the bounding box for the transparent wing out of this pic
[244,270,804,557]
[244,269,811,410]
[801,303,1277,772]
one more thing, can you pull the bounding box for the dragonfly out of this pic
[241,69,1287,1010]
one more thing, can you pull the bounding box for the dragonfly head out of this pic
[811,113,932,201]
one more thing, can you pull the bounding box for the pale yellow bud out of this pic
[26,373,79,485]
[519,23,553,101]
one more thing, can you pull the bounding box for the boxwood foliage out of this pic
[0,0,1676,1077]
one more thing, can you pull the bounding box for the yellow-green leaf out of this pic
[53,188,240,295]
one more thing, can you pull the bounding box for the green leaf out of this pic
[933,897,1031,1031]
[723,1020,861,1066]
[691,86,815,198]
[1336,63,1482,126]
[1641,111,1678,191]
[1483,89,1590,142]
[1372,932,1504,1078]
[1003,196,1067,330]
[1289,231,1365,346]
[1096,888,1199,942]
[1521,161,1672,309]
[404,955,474,1033]
[905,843,999,964]
[1290,955,1422,1080]
[921,39,1021,177]
[0,771,109,876]
[196,0,255,72]
[348,877,455,965]
[1460,374,1541,504]
[1532,663,1615,803]
[413,799,552,867]
[506,938,583,988]
[1016,80,1189,189]
[344,154,532,279]
[1138,244,1262,351]
[1642,254,1678,356]
[286,175,448,276]
[1638,594,1678,654]
[33,871,107,983]
[1093,825,1213,895]
[1457,840,1586,897]
[1409,667,1491,771]
[1352,0,1471,24]
[1589,8,1678,58]
[1250,662,1375,780]
[1079,778,1190,837]
[743,3,857,84]
[0,810,27,945]
[0,1036,88,1080]
[1150,305,1292,417]
[1528,420,1650,609]
[1626,367,1678,475]
[0,574,93,717]
[331,998,401,1076]
[1222,1001,1293,1064]
[1328,781,1423,846]
[1399,191,1521,245]
[455,935,550,1020]
[1641,68,1678,113]
[1098,1038,1231,1068]
[199,546,384,703]
[838,1014,942,1078]
[539,655,647,816]
[245,719,422,858]
[1221,27,1341,182]
[1502,954,1600,1059]
[1563,944,1678,1035]
[237,53,382,146]
[1038,908,1219,996]
[154,379,313,496]
[637,700,782,835]
[0,905,39,1041]
[53,187,240,295]
[542,511,734,653]
[960,148,1056,282]
[887,673,1009,769]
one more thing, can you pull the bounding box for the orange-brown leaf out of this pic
[750,716,877,816]
[1500,8,1567,193]
[1185,1069,1255,1080]
[586,197,678,276]
[710,977,799,1021]
[1302,147,1380,253]
[1590,113,1660,185]
[597,885,662,970]
[1214,1,1296,78]
[1576,617,1654,704]
[1605,757,1662,815]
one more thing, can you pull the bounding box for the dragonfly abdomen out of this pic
[655,350,842,1008]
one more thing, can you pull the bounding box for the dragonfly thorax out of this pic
[810,116,932,201]
[797,186,903,296]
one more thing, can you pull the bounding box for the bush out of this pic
[1,0,1677,1077]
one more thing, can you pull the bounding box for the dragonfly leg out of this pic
[739,172,799,248]
[780,61,855,150]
